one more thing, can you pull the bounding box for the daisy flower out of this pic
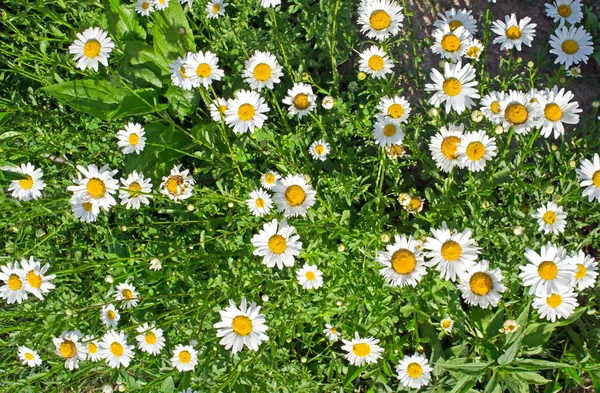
[425,61,479,114]
[396,353,433,389]
[206,0,227,18]
[209,97,228,122]
[464,38,484,61]
[7,163,46,201]
[272,174,316,217]
[502,320,519,334]
[566,66,582,77]
[282,83,317,118]
[491,14,537,51]
[296,264,324,289]
[83,335,101,362]
[357,0,404,41]
[169,53,195,90]
[184,51,224,89]
[405,195,425,215]
[260,171,280,190]
[428,123,464,172]
[567,250,598,291]
[538,86,581,139]
[433,8,478,36]
[324,324,340,341]
[458,261,506,308]
[20,256,56,300]
[149,258,162,271]
[499,90,543,135]
[373,116,404,147]
[116,123,145,155]
[576,153,600,202]
[431,25,471,61]
[386,144,406,159]
[322,96,335,110]
[480,91,506,124]
[423,222,480,282]
[213,298,269,353]
[533,288,578,322]
[533,201,567,235]
[160,164,195,202]
[53,330,86,370]
[100,304,120,328]
[456,130,497,172]
[18,346,42,367]
[376,234,427,287]
[135,0,154,16]
[115,282,139,309]
[0,263,28,304]
[224,89,270,134]
[242,51,283,90]
[171,345,198,371]
[68,27,114,72]
[67,164,119,211]
[98,330,135,368]
[440,317,454,333]
[358,45,394,79]
[259,0,281,7]
[246,188,272,217]
[70,196,100,222]
[549,25,594,70]
[119,171,153,209]
[154,0,169,11]
[341,333,384,366]
[377,96,411,124]
[545,0,583,28]
[309,139,331,161]
[251,218,302,269]
[136,323,166,355]
[519,242,576,296]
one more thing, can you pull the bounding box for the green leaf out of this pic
[522,323,555,347]
[165,85,199,118]
[501,373,528,393]
[484,370,502,393]
[512,359,574,370]
[124,40,168,71]
[554,306,586,326]
[448,374,476,393]
[109,88,166,119]
[103,0,146,40]
[437,360,492,376]
[343,365,366,388]
[512,371,551,385]
[498,302,530,365]
[152,1,195,69]
[0,112,13,128]
[160,376,174,393]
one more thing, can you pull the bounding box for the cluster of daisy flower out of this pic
[1,257,55,304]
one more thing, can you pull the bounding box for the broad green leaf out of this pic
[501,373,528,393]
[498,302,530,365]
[0,112,13,128]
[124,40,167,71]
[448,374,476,393]
[512,359,574,370]
[160,376,174,393]
[152,1,195,69]
[165,85,199,118]
[102,0,146,40]
[109,88,166,119]
[522,323,555,347]
[437,360,492,376]
[484,370,501,393]
[512,371,551,385]
[343,365,366,388]
[119,65,163,89]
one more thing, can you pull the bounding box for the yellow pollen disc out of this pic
[544,103,563,122]
[265,173,275,184]
[142,1,150,9]
[543,211,557,224]
[158,0,165,3]
[490,101,501,114]
[167,175,184,196]
[232,315,253,336]
[546,293,563,308]
[557,4,571,17]
[538,261,558,280]
[572,68,580,75]
[575,264,587,279]
[128,182,142,197]
[505,103,528,125]
[368,55,384,71]
[562,39,579,54]
[305,271,316,280]
[8,274,22,290]
[369,10,391,31]
[59,340,77,358]
[352,343,371,357]
[25,353,35,360]
[218,104,227,113]
[441,136,460,159]
[83,40,101,58]
[388,103,404,118]
[255,198,265,208]
[441,34,461,52]
[88,343,97,353]
[196,63,212,78]
[145,332,157,344]
[178,350,191,363]
[469,272,493,296]
[293,93,310,110]
[128,133,139,146]
[440,240,462,261]
[409,197,421,210]
[442,78,462,96]
[388,145,404,156]
[110,342,123,356]
[391,249,416,274]
[179,66,188,78]
[330,327,337,334]
[27,271,42,289]
[122,289,133,299]
[19,175,34,190]
[87,178,106,199]
[467,46,480,58]
[285,184,306,206]
[448,20,463,31]
[253,63,272,81]
[268,234,287,254]
[83,202,93,212]
[506,324,516,332]
[506,26,521,40]
[593,171,600,187]
[212,3,221,13]
[466,141,486,161]
[441,320,451,328]
[407,362,423,378]
[107,310,116,320]
[237,103,255,121]
[315,145,325,155]
[383,124,397,137]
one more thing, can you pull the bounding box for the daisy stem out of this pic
[479,2,491,83]
[500,126,515,162]
[401,0,422,90]
[267,89,294,136]
[225,16,249,59]
[268,8,297,82]
[330,0,341,91]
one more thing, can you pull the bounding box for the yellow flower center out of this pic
[87,178,106,199]
[128,133,139,146]
[441,34,461,52]
[315,145,325,155]
[538,261,558,280]
[388,103,404,118]
[469,272,493,296]
[145,332,157,344]
[440,240,462,261]
[441,320,451,329]
[212,3,221,13]
[232,315,253,336]
[179,350,191,363]
[369,10,391,31]
[546,293,562,308]
[27,271,42,289]
[110,342,123,356]
[388,144,405,157]
[88,343,97,354]
[575,264,587,279]
[368,55,384,71]
[19,175,34,190]
[448,20,463,31]
[255,198,265,208]
[59,340,77,358]
[466,141,486,161]
[543,211,557,224]
[265,173,276,184]
[142,1,150,9]
[466,46,481,58]
[122,289,133,299]
[383,124,397,137]
[391,249,416,274]
[218,104,227,113]
[305,271,316,280]
[167,175,184,196]
[593,171,600,187]
[505,103,528,125]
[557,4,571,17]
[253,63,272,81]
[25,352,35,360]
[409,197,422,210]
[179,66,187,78]
[83,40,101,58]
[442,78,462,97]
[571,68,580,75]
[128,182,142,197]
[352,343,371,357]
[196,63,212,78]
[238,103,255,121]
[490,101,501,114]
[544,103,563,122]
[8,274,22,290]
[407,362,423,378]
[107,310,116,320]
[441,136,460,159]
[285,184,306,206]
[330,327,337,334]
[506,26,521,40]
[293,93,310,110]
[562,39,579,55]
[83,202,93,212]
[268,234,287,254]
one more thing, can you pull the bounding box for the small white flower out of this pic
[296,264,324,289]
[341,332,383,366]
[98,330,135,368]
[171,344,198,372]
[323,323,340,341]
[18,346,42,367]
[136,323,166,355]
[206,0,228,18]
[69,27,114,72]
[245,189,272,217]
[213,298,269,353]
[309,139,331,161]
[100,303,120,328]
[117,123,146,155]
[533,201,567,235]
[7,163,46,201]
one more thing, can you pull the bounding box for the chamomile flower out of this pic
[7,163,46,201]
[260,171,280,190]
[533,288,578,322]
[545,0,583,28]
[519,242,575,296]
[373,116,404,147]
[423,222,480,282]
[149,258,162,271]
[53,330,86,370]
[209,97,228,122]
[272,174,316,217]
[0,263,28,304]
[68,164,119,211]
[480,91,506,124]
[433,8,478,36]
[259,0,280,7]
[357,0,404,41]
[114,282,138,309]
[213,298,269,353]
[567,250,598,291]
[491,14,537,51]
[458,261,506,308]
[358,45,394,79]
[246,189,272,217]
[396,353,433,389]
[135,0,154,16]
[440,317,454,333]
[502,320,519,333]
[324,324,340,341]
[534,201,567,235]
[456,131,497,172]
[576,153,600,202]
[225,89,270,134]
[98,330,135,368]
[19,256,55,300]
[251,218,302,269]
[70,196,100,223]
[499,90,543,134]
[405,195,425,215]
[425,61,479,114]
[119,171,153,209]
[341,333,384,366]
[184,51,224,89]
[296,264,324,289]
[309,140,331,161]
[376,234,427,287]
[171,345,198,371]
[69,27,114,72]
[154,0,170,11]
[242,51,283,90]
[431,25,471,61]
[282,83,317,118]
[170,53,195,90]
[18,346,42,367]
[378,96,411,123]
[566,66,582,77]
[83,335,101,362]
[160,164,195,202]
[386,144,406,159]
[100,304,120,328]
[136,323,166,355]
[464,38,484,60]
[117,122,146,155]
[549,25,594,70]
[538,86,581,139]
[206,0,227,17]
[428,123,464,172]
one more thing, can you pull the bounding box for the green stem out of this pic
[268,8,297,81]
